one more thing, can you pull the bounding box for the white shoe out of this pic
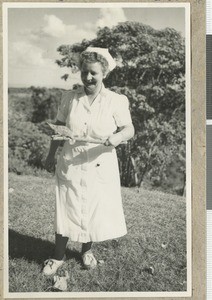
[82,251,97,269]
[43,257,65,276]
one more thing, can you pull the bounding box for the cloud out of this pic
[9,12,97,71]
[43,14,66,38]
[9,9,128,87]
[9,41,55,69]
[19,28,41,42]
[25,14,96,45]
[63,26,95,44]
[96,8,127,28]
[28,10,126,43]
[23,15,68,40]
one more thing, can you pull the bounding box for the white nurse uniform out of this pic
[54,85,132,243]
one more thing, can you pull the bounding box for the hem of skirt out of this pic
[55,230,127,243]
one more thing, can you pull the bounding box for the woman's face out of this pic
[81,62,105,94]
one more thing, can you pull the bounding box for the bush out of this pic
[30,87,62,123]
[8,118,50,172]
[8,89,33,122]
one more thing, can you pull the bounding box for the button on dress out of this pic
[54,85,133,243]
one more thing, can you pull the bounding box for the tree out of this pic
[56,22,186,194]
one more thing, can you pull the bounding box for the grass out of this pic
[8,172,187,293]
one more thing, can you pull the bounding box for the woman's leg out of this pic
[54,235,92,259]
[54,233,69,260]
[81,242,97,269]
[81,242,92,254]
[43,233,68,275]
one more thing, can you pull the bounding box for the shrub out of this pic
[8,118,50,172]
[30,87,62,123]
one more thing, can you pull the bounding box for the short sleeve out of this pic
[56,91,73,123]
[113,94,132,127]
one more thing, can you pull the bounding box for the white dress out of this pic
[55,85,132,243]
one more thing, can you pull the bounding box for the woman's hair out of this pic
[79,51,109,75]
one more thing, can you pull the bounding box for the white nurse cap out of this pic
[84,47,116,72]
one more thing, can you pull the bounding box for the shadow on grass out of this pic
[9,229,82,265]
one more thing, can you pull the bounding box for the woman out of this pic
[43,47,135,275]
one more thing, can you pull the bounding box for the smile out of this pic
[85,81,96,85]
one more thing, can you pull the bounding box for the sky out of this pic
[7,5,186,89]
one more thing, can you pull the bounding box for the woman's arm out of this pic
[106,123,135,147]
[45,120,66,172]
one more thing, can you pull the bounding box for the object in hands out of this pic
[47,122,107,144]
[47,122,127,145]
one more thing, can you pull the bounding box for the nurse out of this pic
[43,47,135,275]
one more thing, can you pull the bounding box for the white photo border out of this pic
[3,2,191,298]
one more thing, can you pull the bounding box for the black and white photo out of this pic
[3,2,191,297]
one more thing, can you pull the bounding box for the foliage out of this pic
[30,87,62,123]
[8,88,64,176]
[8,116,50,173]
[56,22,186,193]
[8,88,33,122]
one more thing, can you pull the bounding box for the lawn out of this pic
[8,172,187,293]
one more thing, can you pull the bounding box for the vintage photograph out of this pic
[4,2,191,297]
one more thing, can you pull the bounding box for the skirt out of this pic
[54,141,127,243]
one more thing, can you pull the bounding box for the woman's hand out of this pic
[104,133,123,147]
[104,124,135,147]
[45,153,56,173]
